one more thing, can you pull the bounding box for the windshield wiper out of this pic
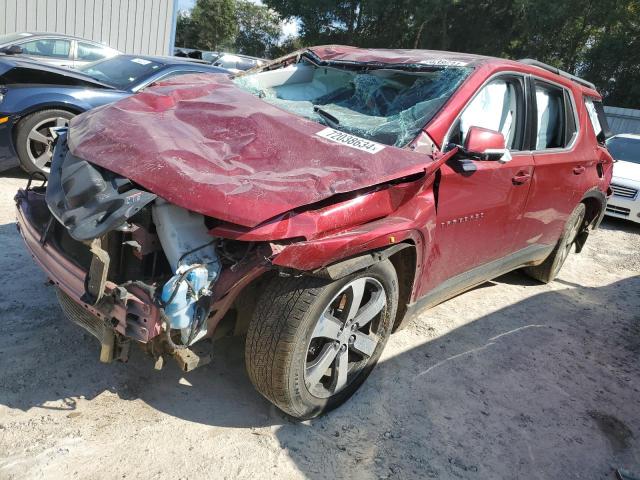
[314,106,340,128]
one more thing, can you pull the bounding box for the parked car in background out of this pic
[16,46,612,419]
[605,134,640,223]
[0,54,227,174]
[175,49,267,72]
[212,53,267,72]
[0,32,120,68]
[174,47,219,63]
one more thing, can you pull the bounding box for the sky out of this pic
[177,0,299,38]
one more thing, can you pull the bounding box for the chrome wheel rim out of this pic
[26,116,69,173]
[304,277,386,399]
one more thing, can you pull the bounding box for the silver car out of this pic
[0,32,120,68]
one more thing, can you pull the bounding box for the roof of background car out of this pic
[610,133,640,140]
[7,32,96,42]
[307,45,495,67]
[115,54,215,66]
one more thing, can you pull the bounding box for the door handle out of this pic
[512,172,531,185]
[573,165,586,175]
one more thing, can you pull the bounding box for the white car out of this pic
[605,134,640,223]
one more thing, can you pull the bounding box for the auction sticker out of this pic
[316,128,385,154]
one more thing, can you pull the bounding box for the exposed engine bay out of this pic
[21,130,270,371]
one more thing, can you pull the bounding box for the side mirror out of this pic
[0,45,24,55]
[464,126,512,163]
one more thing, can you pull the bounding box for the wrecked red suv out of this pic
[15,46,613,419]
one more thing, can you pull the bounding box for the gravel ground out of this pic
[0,168,639,479]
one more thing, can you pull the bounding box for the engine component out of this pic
[153,199,222,345]
[152,199,221,277]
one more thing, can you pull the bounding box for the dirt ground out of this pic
[0,168,638,480]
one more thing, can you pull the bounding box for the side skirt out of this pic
[399,243,554,328]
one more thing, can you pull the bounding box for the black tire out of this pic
[524,203,586,283]
[15,109,75,175]
[245,260,399,419]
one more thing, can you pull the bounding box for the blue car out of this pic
[0,54,227,174]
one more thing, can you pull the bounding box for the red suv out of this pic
[15,46,613,419]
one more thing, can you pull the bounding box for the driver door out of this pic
[421,74,535,292]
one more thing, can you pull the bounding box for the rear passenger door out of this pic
[517,78,588,248]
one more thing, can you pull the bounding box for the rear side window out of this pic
[77,43,111,62]
[584,97,610,144]
[534,82,577,150]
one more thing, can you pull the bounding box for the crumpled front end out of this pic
[16,131,269,371]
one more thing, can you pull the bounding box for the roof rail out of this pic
[518,58,597,90]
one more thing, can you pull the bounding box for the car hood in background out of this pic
[0,55,115,88]
[613,160,640,183]
[68,74,435,227]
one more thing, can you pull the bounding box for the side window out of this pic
[584,97,609,144]
[454,77,524,150]
[77,43,110,62]
[19,39,71,59]
[534,82,577,150]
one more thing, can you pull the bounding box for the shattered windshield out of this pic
[234,60,471,147]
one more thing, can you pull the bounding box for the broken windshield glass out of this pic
[234,61,472,147]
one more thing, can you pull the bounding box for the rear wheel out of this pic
[245,260,398,419]
[15,109,74,175]
[524,203,586,283]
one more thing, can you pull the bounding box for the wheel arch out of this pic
[305,241,419,333]
[576,188,607,253]
[12,103,85,148]
[580,188,607,228]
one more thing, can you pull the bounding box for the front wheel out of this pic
[245,260,399,419]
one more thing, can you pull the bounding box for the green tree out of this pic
[235,1,282,57]
[175,11,199,48]
[191,0,238,51]
[265,0,640,108]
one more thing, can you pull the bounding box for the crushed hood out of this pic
[68,74,434,227]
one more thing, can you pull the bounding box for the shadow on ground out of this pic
[1,167,30,181]
[600,216,640,234]
[1,212,638,477]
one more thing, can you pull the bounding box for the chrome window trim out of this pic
[131,69,204,92]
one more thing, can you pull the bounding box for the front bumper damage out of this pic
[15,169,269,373]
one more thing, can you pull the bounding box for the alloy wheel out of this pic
[26,116,69,173]
[304,277,386,398]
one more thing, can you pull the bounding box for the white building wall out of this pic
[0,0,177,55]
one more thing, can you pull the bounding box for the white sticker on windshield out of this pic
[419,59,467,67]
[316,128,385,154]
[131,58,151,65]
